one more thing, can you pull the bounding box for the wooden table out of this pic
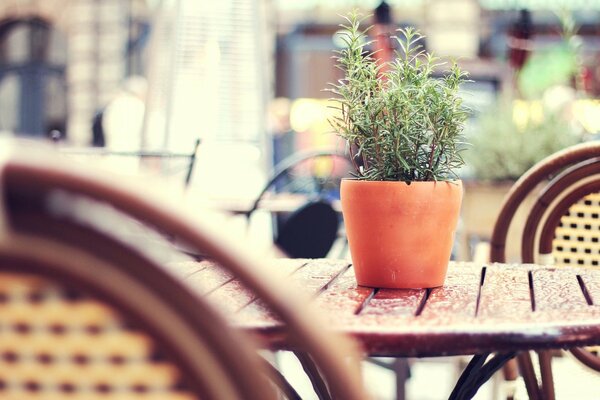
[176,259,600,398]
[178,259,600,356]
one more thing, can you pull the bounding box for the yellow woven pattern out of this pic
[0,272,197,399]
[553,193,600,268]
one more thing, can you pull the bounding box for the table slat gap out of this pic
[576,275,594,306]
[580,272,600,306]
[204,277,235,296]
[267,259,311,274]
[234,259,349,325]
[313,267,375,319]
[354,288,378,315]
[236,296,257,313]
[532,268,588,312]
[474,266,487,317]
[416,262,481,323]
[232,259,308,313]
[477,264,531,320]
[184,261,233,295]
[292,261,310,274]
[289,259,350,297]
[184,267,206,279]
[166,260,210,278]
[183,263,207,278]
[529,270,535,312]
[357,287,425,317]
[414,288,431,317]
[317,264,352,297]
[207,279,256,314]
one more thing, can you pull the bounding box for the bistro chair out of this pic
[490,142,600,400]
[53,133,201,188]
[245,149,352,259]
[0,141,368,400]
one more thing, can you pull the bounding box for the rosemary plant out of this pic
[329,11,469,182]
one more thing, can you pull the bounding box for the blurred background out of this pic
[3,1,600,398]
[2,0,600,198]
[3,0,600,259]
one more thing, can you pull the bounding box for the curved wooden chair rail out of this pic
[0,142,368,400]
[489,142,600,400]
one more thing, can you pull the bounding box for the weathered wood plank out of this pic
[288,259,350,296]
[417,262,482,323]
[178,260,600,355]
[184,260,233,295]
[265,258,309,273]
[206,280,255,314]
[532,268,587,311]
[580,270,600,306]
[167,260,207,278]
[360,287,424,317]
[477,264,531,319]
[234,259,349,326]
[315,266,374,316]
[207,259,309,314]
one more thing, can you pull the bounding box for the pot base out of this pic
[341,179,463,289]
[355,271,446,289]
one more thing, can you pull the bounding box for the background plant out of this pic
[465,100,581,181]
[329,11,469,182]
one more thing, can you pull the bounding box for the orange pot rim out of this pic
[341,178,462,186]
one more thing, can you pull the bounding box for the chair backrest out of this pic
[490,142,600,266]
[54,135,201,188]
[0,141,368,400]
[248,149,352,258]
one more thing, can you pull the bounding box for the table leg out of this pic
[393,358,410,400]
[367,357,410,400]
[449,352,516,400]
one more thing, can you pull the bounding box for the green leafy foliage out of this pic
[328,11,469,182]
[465,101,581,181]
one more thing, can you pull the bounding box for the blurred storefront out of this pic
[4,0,600,201]
[0,0,138,144]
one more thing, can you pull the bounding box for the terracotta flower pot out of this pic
[340,179,463,289]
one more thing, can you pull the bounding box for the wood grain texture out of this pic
[234,258,349,329]
[184,260,232,295]
[478,264,531,320]
[315,266,374,317]
[167,260,206,278]
[288,259,349,296]
[417,262,481,324]
[175,260,600,357]
[359,287,424,317]
[206,259,309,314]
[580,271,600,306]
[532,268,587,311]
